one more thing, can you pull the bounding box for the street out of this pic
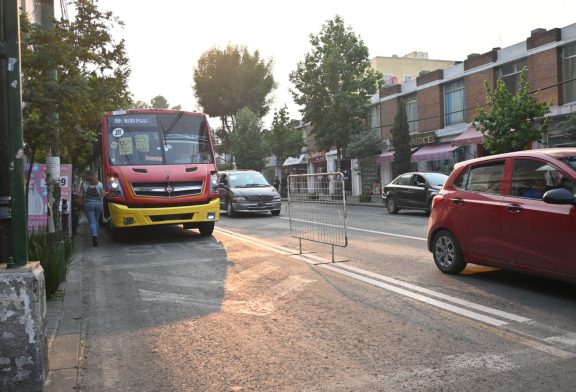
[77,203,576,391]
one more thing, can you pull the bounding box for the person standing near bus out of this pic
[78,170,105,247]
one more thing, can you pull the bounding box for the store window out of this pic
[498,59,527,94]
[563,43,576,104]
[444,79,465,126]
[405,94,418,134]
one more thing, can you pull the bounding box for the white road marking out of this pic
[318,263,508,327]
[215,227,576,359]
[334,264,530,323]
[278,216,427,241]
[545,333,576,347]
[139,289,221,309]
[129,272,223,289]
[225,275,315,316]
[93,258,217,271]
[227,262,280,292]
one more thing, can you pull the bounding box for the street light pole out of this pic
[0,0,28,266]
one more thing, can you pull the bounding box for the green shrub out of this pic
[28,228,72,298]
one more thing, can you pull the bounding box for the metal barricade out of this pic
[288,172,347,262]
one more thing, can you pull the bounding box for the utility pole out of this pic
[38,0,62,241]
[0,0,28,266]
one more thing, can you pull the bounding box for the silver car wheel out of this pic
[432,230,466,274]
[435,235,455,269]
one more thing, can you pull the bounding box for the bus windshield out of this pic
[106,112,214,166]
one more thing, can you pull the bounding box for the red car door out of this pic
[499,158,576,277]
[443,160,507,263]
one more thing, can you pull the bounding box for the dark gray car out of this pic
[219,170,281,216]
[383,172,448,215]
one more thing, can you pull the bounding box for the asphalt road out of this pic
[78,203,576,391]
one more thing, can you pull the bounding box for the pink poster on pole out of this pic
[27,163,73,235]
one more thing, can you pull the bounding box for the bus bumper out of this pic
[107,199,220,228]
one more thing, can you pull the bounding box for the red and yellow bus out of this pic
[101,109,219,237]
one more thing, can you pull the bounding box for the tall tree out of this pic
[289,15,382,170]
[473,68,551,154]
[391,99,412,176]
[150,95,169,109]
[229,108,268,171]
[193,44,276,150]
[264,106,304,176]
[21,0,131,169]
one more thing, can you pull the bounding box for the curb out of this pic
[44,228,84,392]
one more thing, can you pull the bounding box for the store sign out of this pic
[410,132,437,147]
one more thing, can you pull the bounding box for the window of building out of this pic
[369,104,381,134]
[498,59,527,94]
[383,74,398,86]
[444,79,465,126]
[563,43,576,104]
[405,94,418,134]
[403,75,412,82]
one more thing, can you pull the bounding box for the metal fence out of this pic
[287,172,347,261]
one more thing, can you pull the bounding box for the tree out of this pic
[133,100,150,109]
[264,106,304,176]
[473,68,551,154]
[150,95,169,109]
[391,99,412,176]
[193,44,276,149]
[289,15,382,170]
[20,0,131,170]
[229,108,268,171]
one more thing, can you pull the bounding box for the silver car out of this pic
[219,170,281,216]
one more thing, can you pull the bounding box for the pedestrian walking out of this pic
[273,176,280,192]
[78,170,105,247]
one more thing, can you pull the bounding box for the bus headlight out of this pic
[210,173,219,193]
[108,176,124,197]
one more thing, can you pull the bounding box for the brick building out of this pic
[375,22,576,185]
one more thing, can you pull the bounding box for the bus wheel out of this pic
[198,222,215,236]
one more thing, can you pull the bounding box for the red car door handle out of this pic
[451,198,464,205]
[506,204,523,213]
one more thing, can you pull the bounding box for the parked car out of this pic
[427,148,576,283]
[219,170,282,216]
[382,172,448,215]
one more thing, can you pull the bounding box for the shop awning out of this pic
[411,143,458,162]
[451,127,483,146]
[283,154,307,166]
[378,151,395,162]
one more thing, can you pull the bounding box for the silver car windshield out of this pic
[229,173,270,188]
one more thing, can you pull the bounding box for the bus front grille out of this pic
[131,181,204,198]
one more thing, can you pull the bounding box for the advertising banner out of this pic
[27,163,73,237]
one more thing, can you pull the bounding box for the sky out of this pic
[93,0,576,128]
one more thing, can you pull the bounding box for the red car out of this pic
[427,148,576,283]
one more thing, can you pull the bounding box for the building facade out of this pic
[375,23,576,186]
[371,51,456,86]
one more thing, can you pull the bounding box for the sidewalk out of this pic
[345,194,384,208]
[44,230,84,391]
